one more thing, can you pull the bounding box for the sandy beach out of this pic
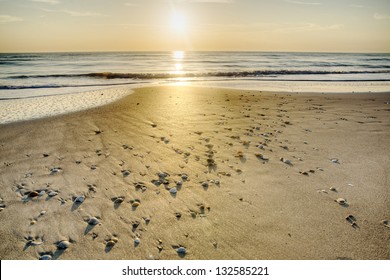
[0,86,389,260]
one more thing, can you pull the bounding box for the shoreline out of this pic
[0,86,389,260]
[1,80,390,125]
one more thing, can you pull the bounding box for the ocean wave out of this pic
[6,69,390,80]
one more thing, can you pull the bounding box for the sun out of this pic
[171,11,186,33]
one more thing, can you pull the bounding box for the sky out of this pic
[0,0,389,52]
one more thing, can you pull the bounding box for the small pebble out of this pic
[39,255,52,260]
[134,238,141,246]
[169,187,177,194]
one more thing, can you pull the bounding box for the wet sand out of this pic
[0,86,389,260]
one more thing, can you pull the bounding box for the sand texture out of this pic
[0,86,389,260]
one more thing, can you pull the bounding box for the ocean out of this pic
[1,51,390,99]
[1,51,390,124]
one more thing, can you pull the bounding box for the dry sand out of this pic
[0,86,389,260]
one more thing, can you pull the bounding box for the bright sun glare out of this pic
[171,12,186,33]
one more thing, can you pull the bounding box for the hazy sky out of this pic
[0,0,389,52]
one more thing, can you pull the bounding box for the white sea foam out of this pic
[0,87,133,124]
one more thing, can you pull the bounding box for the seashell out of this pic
[48,191,58,197]
[40,210,46,216]
[106,240,116,247]
[74,196,85,203]
[57,240,70,250]
[122,170,131,176]
[88,217,100,225]
[134,238,141,246]
[114,197,125,204]
[50,167,62,174]
[331,158,339,164]
[158,172,169,179]
[39,255,52,260]
[29,240,43,246]
[131,201,140,208]
[38,190,46,196]
[280,158,292,165]
[175,212,182,218]
[176,247,186,255]
[335,198,347,205]
[329,187,337,192]
[169,187,177,194]
[28,191,39,198]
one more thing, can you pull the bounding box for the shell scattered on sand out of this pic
[336,198,347,205]
[74,196,85,203]
[329,187,337,192]
[169,187,177,194]
[331,158,340,164]
[28,191,39,198]
[106,239,117,247]
[176,247,187,255]
[122,170,131,176]
[50,167,62,174]
[48,191,58,197]
[131,201,140,208]
[88,217,100,225]
[57,240,70,250]
[39,255,52,260]
[282,158,292,165]
[176,181,183,187]
[114,197,125,204]
[134,238,141,246]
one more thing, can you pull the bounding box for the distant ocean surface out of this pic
[1,51,390,98]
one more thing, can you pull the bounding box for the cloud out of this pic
[273,22,342,33]
[349,4,364,8]
[285,0,321,5]
[62,10,108,17]
[31,0,60,4]
[374,13,390,20]
[0,15,23,23]
[177,0,234,3]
